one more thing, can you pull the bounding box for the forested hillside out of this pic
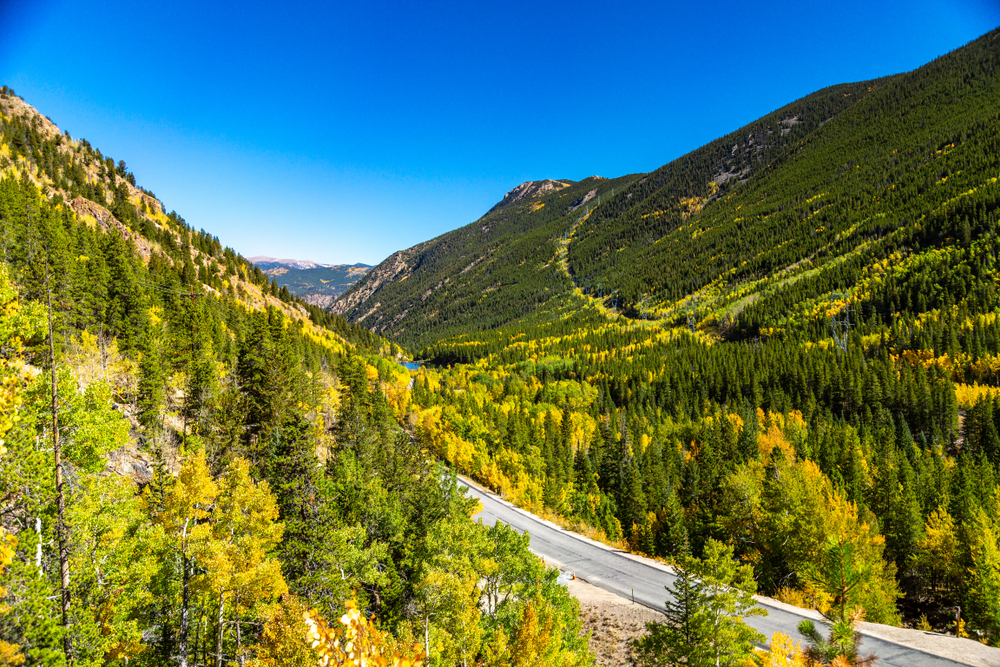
[355,28,1000,642]
[333,176,635,349]
[0,90,591,666]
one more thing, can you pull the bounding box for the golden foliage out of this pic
[758,424,795,464]
[511,601,552,667]
[954,382,1000,409]
[0,530,21,666]
[755,409,806,463]
[773,587,827,615]
[249,595,319,667]
[743,632,806,667]
[304,599,425,667]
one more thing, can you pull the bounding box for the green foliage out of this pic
[796,538,879,666]
[7,26,1000,660]
[338,176,634,350]
[632,539,765,667]
[965,495,1000,642]
[385,29,1000,638]
[0,93,589,666]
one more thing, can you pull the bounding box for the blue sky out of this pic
[2,1,999,265]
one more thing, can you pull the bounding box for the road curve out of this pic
[461,477,988,667]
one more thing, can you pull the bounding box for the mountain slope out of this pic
[569,26,1000,325]
[389,28,1000,641]
[333,79,871,348]
[338,28,1000,352]
[333,175,635,348]
[0,89,384,351]
[0,89,594,667]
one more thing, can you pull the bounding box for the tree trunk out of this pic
[424,615,430,667]
[178,552,190,667]
[236,610,244,667]
[193,601,202,667]
[34,518,42,574]
[215,593,225,667]
[46,264,72,660]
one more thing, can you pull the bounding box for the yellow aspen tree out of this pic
[202,457,288,667]
[743,632,806,667]
[304,599,425,667]
[248,595,318,667]
[146,450,219,667]
[0,529,22,666]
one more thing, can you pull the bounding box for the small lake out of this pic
[402,361,422,371]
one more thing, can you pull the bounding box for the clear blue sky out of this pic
[2,1,998,265]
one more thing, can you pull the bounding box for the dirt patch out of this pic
[567,578,664,667]
[69,197,157,262]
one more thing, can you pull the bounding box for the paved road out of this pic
[460,478,981,667]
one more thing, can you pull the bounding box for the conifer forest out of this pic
[2,24,1000,667]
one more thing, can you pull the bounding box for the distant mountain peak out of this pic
[249,257,372,306]
[248,256,333,270]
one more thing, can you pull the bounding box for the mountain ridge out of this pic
[331,174,635,345]
[0,86,388,352]
[248,255,372,271]
[334,27,1000,353]
[250,256,372,307]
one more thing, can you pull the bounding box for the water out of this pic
[402,361,422,371]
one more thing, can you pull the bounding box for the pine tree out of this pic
[136,324,165,429]
[655,490,690,559]
[797,539,878,667]
[633,539,765,667]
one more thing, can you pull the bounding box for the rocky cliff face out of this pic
[486,179,573,215]
[331,244,427,317]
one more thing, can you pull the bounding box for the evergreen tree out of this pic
[633,540,765,667]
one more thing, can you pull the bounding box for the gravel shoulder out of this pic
[567,577,665,667]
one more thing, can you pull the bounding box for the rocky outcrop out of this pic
[332,246,423,315]
[68,197,157,261]
[486,179,574,215]
[568,189,598,213]
[0,95,62,140]
[302,293,337,309]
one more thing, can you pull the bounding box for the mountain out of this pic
[332,175,636,347]
[337,27,1000,355]
[7,25,1000,662]
[328,28,1000,639]
[0,91,385,352]
[249,256,334,270]
[249,256,371,307]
